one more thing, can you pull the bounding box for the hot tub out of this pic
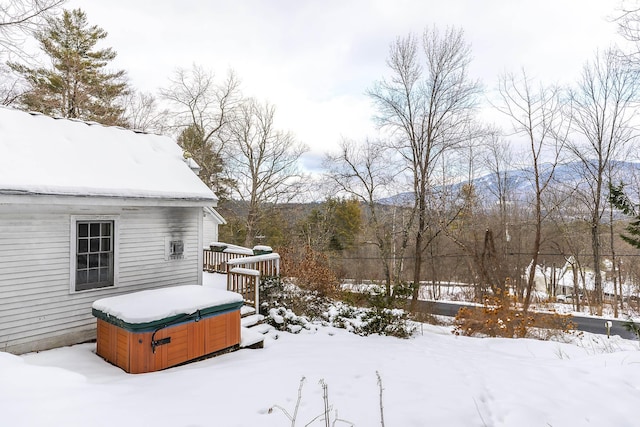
[92,285,243,374]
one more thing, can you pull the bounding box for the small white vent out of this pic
[170,240,184,259]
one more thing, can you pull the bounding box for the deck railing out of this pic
[225,253,280,309]
[203,245,280,310]
[227,267,261,309]
[203,246,253,273]
[226,253,280,277]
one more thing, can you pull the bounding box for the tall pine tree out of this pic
[9,8,128,125]
[178,124,233,200]
[609,182,640,248]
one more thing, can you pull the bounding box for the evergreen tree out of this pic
[178,124,233,200]
[329,197,362,251]
[8,8,128,125]
[609,182,640,248]
[298,198,362,251]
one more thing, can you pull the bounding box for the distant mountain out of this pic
[380,160,640,207]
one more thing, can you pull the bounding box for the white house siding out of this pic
[203,210,220,248]
[0,204,204,354]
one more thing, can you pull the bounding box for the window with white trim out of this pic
[74,220,115,291]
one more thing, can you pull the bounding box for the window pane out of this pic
[76,270,87,285]
[78,223,88,238]
[90,223,100,237]
[77,254,88,269]
[89,254,99,268]
[99,253,110,267]
[101,222,111,236]
[90,238,100,252]
[101,238,110,252]
[99,267,111,282]
[78,239,88,253]
[88,269,99,283]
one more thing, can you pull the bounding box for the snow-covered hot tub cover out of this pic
[92,285,243,332]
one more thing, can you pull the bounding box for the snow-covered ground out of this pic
[1,274,639,426]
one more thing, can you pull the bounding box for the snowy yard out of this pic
[2,298,640,426]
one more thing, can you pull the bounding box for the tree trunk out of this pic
[591,220,603,315]
[610,204,619,318]
[410,230,423,311]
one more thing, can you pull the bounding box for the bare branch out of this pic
[227,98,308,246]
[119,90,169,133]
[0,0,66,60]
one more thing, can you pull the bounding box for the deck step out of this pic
[241,305,256,318]
[240,326,265,349]
[251,323,274,335]
[241,314,265,328]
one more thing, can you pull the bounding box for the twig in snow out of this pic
[376,371,385,427]
[321,379,330,427]
[332,410,355,426]
[268,376,306,427]
[473,397,489,427]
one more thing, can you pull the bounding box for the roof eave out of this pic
[0,192,218,208]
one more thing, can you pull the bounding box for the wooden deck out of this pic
[203,245,280,310]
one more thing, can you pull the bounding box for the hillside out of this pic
[382,160,640,207]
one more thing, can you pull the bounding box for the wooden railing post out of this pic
[253,272,260,314]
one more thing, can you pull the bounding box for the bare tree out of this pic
[0,64,22,105]
[160,65,241,197]
[0,1,66,106]
[120,90,168,134]
[0,0,65,59]
[494,70,569,312]
[325,138,407,294]
[445,132,518,298]
[616,1,640,64]
[368,26,481,309]
[481,132,515,215]
[568,48,639,313]
[481,132,519,282]
[227,98,308,247]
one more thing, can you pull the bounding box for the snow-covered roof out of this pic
[0,108,217,203]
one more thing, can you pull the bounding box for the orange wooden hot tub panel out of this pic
[96,310,241,374]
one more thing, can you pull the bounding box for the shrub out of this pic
[323,288,415,338]
[453,292,575,339]
[527,313,578,341]
[623,318,640,342]
[267,306,313,334]
[358,285,414,338]
[259,276,414,338]
[278,245,339,297]
[260,276,330,320]
[356,307,414,338]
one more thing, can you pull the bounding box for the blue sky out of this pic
[67,0,625,172]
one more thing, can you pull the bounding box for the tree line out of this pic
[4,1,640,316]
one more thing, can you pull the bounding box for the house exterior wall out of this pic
[0,204,204,354]
[203,210,221,248]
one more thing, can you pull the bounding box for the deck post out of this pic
[255,272,260,315]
